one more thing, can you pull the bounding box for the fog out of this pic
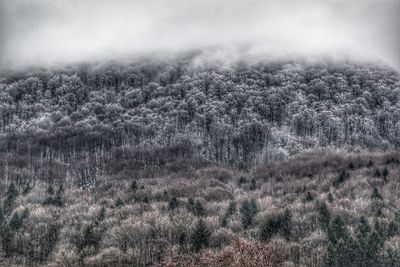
[0,0,399,69]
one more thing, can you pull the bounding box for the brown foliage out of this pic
[163,239,282,267]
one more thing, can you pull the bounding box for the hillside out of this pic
[0,59,399,170]
[0,59,400,266]
[0,150,400,266]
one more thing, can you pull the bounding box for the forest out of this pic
[0,58,400,266]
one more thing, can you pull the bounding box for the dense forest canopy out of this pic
[0,58,399,170]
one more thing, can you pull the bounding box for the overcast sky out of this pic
[0,0,399,69]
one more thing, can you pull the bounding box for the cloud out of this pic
[0,0,399,69]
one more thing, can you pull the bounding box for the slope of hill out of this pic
[0,59,400,266]
[0,59,399,171]
[0,150,399,266]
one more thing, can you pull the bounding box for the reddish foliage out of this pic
[163,239,282,267]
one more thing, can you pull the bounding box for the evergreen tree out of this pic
[46,183,55,195]
[380,247,400,267]
[240,199,258,229]
[130,180,138,193]
[186,197,195,213]
[354,217,371,266]
[95,207,106,225]
[371,187,383,200]
[0,223,13,256]
[259,209,292,242]
[3,182,18,215]
[81,224,101,250]
[281,208,292,240]
[193,200,205,217]
[221,201,236,227]
[237,176,247,186]
[115,197,124,208]
[334,237,358,267]
[54,185,65,206]
[168,197,179,210]
[348,161,355,170]
[366,230,384,266]
[382,166,389,181]
[249,178,256,191]
[43,184,64,207]
[317,201,331,230]
[324,241,336,267]
[333,170,350,187]
[327,215,348,245]
[191,219,211,252]
[374,168,382,177]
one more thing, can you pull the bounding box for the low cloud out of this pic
[0,0,399,69]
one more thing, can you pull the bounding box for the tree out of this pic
[240,199,258,229]
[0,223,13,256]
[382,167,389,180]
[371,187,383,200]
[3,183,18,215]
[186,197,195,213]
[168,197,178,210]
[317,201,331,230]
[191,219,211,252]
[333,170,350,187]
[281,208,292,240]
[43,184,64,207]
[259,209,292,242]
[193,200,205,217]
[221,201,236,227]
[328,216,348,245]
[130,180,138,193]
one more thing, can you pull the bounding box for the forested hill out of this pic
[0,59,399,169]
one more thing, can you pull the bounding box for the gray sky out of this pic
[0,0,399,69]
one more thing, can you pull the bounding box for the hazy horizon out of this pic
[1,0,399,70]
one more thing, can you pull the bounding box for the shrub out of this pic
[209,228,234,248]
[202,239,282,267]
